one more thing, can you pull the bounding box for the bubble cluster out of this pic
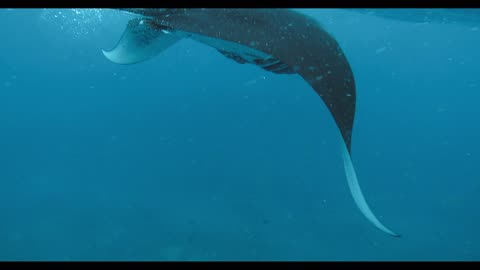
[39,8,105,38]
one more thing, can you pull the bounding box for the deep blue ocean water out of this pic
[0,8,479,261]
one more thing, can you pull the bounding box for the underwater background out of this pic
[0,8,479,260]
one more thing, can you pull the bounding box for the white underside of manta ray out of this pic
[102,8,401,238]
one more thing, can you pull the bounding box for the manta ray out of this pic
[103,8,400,237]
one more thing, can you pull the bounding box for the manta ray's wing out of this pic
[103,15,400,238]
[102,18,182,65]
[215,46,401,237]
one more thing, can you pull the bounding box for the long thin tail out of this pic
[340,140,400,237]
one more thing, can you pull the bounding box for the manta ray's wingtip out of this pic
[101,49,114,62]
[101,49,118,64]
[382,226,401,238]
[340,138,401,238]
[101,48,137,65]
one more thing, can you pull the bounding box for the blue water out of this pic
[0,8,479,261]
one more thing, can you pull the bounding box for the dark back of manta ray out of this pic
[211,11,357,153]
[117,8,357,154]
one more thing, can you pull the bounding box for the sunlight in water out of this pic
[39,8,105,38]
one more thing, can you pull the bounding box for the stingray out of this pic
[103,8,400,237]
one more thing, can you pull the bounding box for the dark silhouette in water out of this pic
[103,8,400,237]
